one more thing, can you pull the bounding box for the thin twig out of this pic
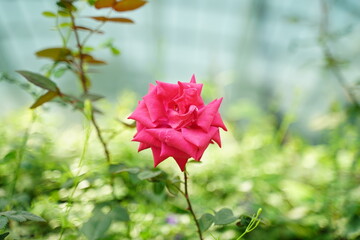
[68,6,117,200]
[69,10,88,93]
[319,0,360,108]
[90,114,111,164]
[183,170,203,240]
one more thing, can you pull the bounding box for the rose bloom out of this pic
[128,75,227,171]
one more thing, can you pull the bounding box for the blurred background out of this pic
[1,0,360,138]
[1,0,360,239]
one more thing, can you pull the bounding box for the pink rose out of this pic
[128,75,227,171]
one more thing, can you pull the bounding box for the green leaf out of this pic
[42,11,56,17]
[18,211,46,222]
[1,151,16,164]
[35,47,71,61]
[6,214,26,222]
[109,206,129,222]
[88,0,97,6]
[236,215,252,230]
[137,170,162,180]
[30,91,59,109]
[83,46,95,53]
[59,22,72,28]
[187,160,202,165]
[0,216,8,229]
[153,182,165,195]
[109,164,140,174]
[56,1,77,11]
[214,208,237,225]
[110,47,120,55]
[17,71,58,92]
[53,67,68,78]
[81,211,112,240]
[0,211,45,223]
[165,177,181,196]
[58,10,70,17]
[199,213,214,232]
[0,232,9,240]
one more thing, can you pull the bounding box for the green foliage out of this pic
[199,213,214,232]
[2,0,360,239]
[0,216,8,229]
[1,97,359,239]
[0,211,45,223]
[0,233,9,240]
[214,208,237,225]
[81,211,112,240]
[16,71,59,92]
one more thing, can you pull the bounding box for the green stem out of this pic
[58,114,92,240]
[183,170,203,240]
[68,6,117,200]
[9,111,37,208]
[235,208,262,240]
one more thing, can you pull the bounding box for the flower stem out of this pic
[183,170,203,240]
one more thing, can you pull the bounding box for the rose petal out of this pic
[151,147,168,167]
[211,129,221,147]
[168,105,197,129]
[149,83,156,91]
[182,126,218,148]
[128,101,156,128]
[174,87,204,112]
[138,142,150,152]
[146,128,197,158]
[197,98,223,131]
[178,81,203,100]
[143,86,167,123]
[160,143,190,171]
[195,142,211,161]
[160,143,189,159]
[156,81,179,103]
[173,157,189,171]
[133,129,161,148]
[190,74,196,83]
[212,113,227,131]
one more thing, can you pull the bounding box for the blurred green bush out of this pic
[0,92,359,240]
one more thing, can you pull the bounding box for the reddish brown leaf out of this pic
[30,91,59,109]
[85,58,107,64]
[89,16,134,23]
[35,48,71,61]
[113,0,147,12]
[94,0,116,9]
[73,25,104,34]
[75,54,107,65]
